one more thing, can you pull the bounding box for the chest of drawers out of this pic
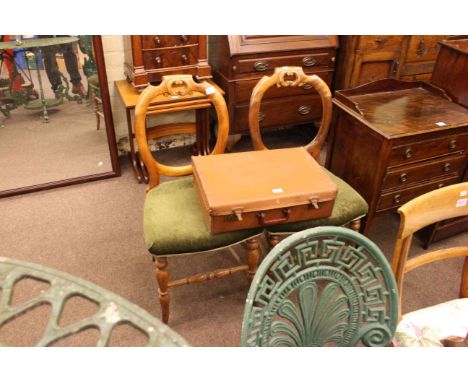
[124,35,211,89]
[208,35,338,135]
[326,79,468,234]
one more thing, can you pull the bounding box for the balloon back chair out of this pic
[392,182,468,346]
[248,67,369,248]
[134,75,263,323]
[0,257,189,346]
[240,226,399,346]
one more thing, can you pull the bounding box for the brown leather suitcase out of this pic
[192,147,337,234]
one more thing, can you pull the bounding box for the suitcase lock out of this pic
[232,207,244,221]
[308,198,320,210]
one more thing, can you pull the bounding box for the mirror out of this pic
[0,35,120,198]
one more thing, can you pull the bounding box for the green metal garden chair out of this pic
[240,226,399,346]
[0,257,189,346]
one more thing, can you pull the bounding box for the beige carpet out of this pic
[0,127,466,346]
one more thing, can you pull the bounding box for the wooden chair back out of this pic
[241,226,399,346]
[248,66,332,162]
[134,75,229,190]
[391,182,468,313]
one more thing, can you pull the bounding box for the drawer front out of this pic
[357,35,404,52]
[377,175,460,212]
[389,134,468,167]
[405,35,444,63]
[141,35,198,49]
[143,46,199,69]
[382,154,467,191]
[399,73,433,82]
[233,95,322,134]
[235,71,333,103]
[236,52,334,75]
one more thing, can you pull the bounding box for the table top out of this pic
[334,79,468,139]
[115,79,224,109]
[0,36,79,50]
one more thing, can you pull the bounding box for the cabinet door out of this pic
[349,51,400,87]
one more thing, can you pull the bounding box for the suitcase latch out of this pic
[232,207,244,221]
[309,198,320,210]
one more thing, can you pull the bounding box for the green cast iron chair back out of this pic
[241,226,398,346]
[0,257,189,346]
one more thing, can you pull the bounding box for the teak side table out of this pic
[115,79,224,183]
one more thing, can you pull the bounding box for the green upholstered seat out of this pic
[266,170,368,233]
[144,176,263,256]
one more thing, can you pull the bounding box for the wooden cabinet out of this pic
[208,35,338,135]
[334,35,449,90]
[124,35,211,89]
[326,79,468,234]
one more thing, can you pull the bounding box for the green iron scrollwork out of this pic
[241,226,399,347]
[0,257,189,347]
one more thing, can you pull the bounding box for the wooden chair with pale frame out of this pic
[134,75,263,324]
[392,182,468,346]
[248,66,369,248]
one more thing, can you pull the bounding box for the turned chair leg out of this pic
[155,257,170,324]
[245,238,261,285]
[266,233,281,249]
[349,218,361,232]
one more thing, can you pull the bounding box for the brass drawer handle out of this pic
[404,148,412,159]
[181,54,189,64]
[393,194,401,204]
[375,38,387,44]
[438,183,445,189]
[449,139,457,149]
[443,163,451,172]
[301,83,313,90]
[258,112,265,122]
[254,61,269,72]
[302,56,317,67]
[399,173,407,183]
[154,36,161,45]
[298,105,311,115]
[179,35,189,43]
[154,56,162,66]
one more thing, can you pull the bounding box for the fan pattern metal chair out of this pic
[248,67,369,248]
[241,226,398,346]
[391,182,468,346]
[135,75,263,324]
[0,257,189,346]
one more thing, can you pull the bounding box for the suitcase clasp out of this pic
[232,207,244,221]
[309,198,320,210]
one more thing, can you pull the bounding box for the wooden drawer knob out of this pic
[302,56,317,67]
[298,105,311,115]
[399,173,407,183]
[258,112,265,122]
[254,61,269,72]
[449,139,457,149]
[153,36,161,45]
[443,163,451,172]
[393,194,401,204]
[181,54,189,64]
[179,35,188,43]
[404,148,412,159]
[154,56,162,66]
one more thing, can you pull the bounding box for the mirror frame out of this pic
[0,35,120,198]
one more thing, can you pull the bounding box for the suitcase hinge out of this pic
[309,198,320,210]
[232,207,244,221]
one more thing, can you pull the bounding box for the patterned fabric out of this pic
[394,298,468,347]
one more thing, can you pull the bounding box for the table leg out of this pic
[126,108,142,183]
[34,50,49,123]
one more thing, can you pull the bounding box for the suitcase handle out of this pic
[257,208,291,226]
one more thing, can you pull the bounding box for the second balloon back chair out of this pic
[134,75,263,323]
[248,66,369,247]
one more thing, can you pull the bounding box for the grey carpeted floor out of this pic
[0,126,466,346]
